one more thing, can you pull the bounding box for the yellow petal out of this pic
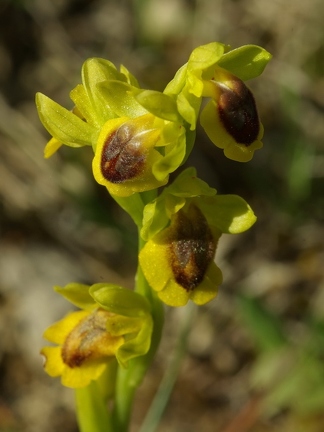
[200,99,264,162]
[189,263,222,305]
[157,279,190,307]
[223,138,263,162]
[61,359,108,389]
[44,137,63,158]
[41,346,65,377]
[43,310,90,344]
[139,232,172,293]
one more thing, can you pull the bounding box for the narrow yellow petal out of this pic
[44,137,63,158]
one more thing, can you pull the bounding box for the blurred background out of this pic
[0,0,324,431]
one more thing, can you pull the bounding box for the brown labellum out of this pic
[101,123,146,183]
[61,309,112,368]
[217,79,260,146]
[169,205,216,291]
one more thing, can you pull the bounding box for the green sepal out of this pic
[164,43,225,97]
[36,93,97,147]
[187,42,225,80]
[176,89,201,130]
[181,42,225,100]
[217,45,272,81]
[182,128,196,164]
[135,90,181,122]
[111,193,145,228]
[115,316,153,367]
[164,43,225,130]
[152,124,186,181]
[98,81,147,118]
[89,284,153,367]
[141,167,216,240]
[89,284,151,317]
[141,198,168,241]
[196,194,257,234]
[54,283,96,311]
[81,58,125,124]
[152,141,185,182]
[141,167,256,239]
[164,63,188,95]
[69,84,98,127]
[166,167,216,197]
[120,64,140,88]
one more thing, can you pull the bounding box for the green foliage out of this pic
[238,295,287,352]
[238,295,324,420]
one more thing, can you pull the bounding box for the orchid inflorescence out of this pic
[36,42,271,432]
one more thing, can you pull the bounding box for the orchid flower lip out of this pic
[218,82,260,146]
[139,197,223,307]
[101,124,147,184]
[169,204,216,291]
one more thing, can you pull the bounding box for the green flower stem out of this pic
[112,278,164,431]
[112,205,164,431]
[112,189,158,228]
[112,193,145,228]
[140,189,159,206]
[139,302,196,432]
[75,380,113,432]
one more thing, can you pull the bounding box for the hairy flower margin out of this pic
[41,283,153,388]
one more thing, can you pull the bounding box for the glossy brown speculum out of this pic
[217,79,260,146]
[101,123,146,183]
[169,205,216,291]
